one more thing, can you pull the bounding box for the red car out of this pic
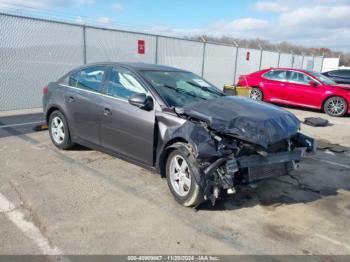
[237,68,350,117]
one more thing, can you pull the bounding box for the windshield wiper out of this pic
[162,84,205,100]
[185,81,224,96]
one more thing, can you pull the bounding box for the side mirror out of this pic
[309,80,318,87]
[128,93,153,111]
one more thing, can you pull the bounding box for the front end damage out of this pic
[157,96,316,205]
[196,129,315,204]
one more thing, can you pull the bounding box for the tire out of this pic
[249,87,263,101]
[48,110,75,149]
[166,145,204,207]
[323,96,348,117]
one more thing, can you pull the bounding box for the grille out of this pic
[248,162,290,182]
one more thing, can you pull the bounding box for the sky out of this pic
[1,0,350,51]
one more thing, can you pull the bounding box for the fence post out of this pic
[301,53,305,69]
[275,46,281,68]
[83,24,87,64]
[232,44,239,85]
[201,41,206,77]
[290,51,294,68]
[155,35,159,64]
[258,47,263,70]
[321,54,325,72]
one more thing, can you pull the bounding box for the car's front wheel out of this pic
[49,110,75,149]
[249,87,263,101]
[323,96,348,117]
[166,145,204,207]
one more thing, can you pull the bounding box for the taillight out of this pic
[43,86,48,94]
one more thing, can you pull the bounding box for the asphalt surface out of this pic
[0,113,45,138]
[0,108,350,257]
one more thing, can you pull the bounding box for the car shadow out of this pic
[68,144,92,151]
[195,148,350,211]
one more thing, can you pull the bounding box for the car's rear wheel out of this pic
[49,110,74,149]
[166,145,204,207]
[250,87,263,101]
[323,96,347,117]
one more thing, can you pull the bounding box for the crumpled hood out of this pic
[182,96,300,148]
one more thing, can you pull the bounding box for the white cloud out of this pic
[111,2,123,11]
[212,18,268,32]
[75,16,84,24]
[280,5,350,28]
[0,0,94,9]
[146,2,350,51]
[254,1,290,12]
[96,16,112,25]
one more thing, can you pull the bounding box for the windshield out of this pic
[309,71,336,85]
[141,70,224,107]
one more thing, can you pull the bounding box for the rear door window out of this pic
[60,71,79,87]
[59,66,107,93]
[263,70,287,81]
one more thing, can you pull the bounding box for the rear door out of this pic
[59,66,108,145]
[261,70,290,102]
[99,66,156,166]
[284,71,323,108]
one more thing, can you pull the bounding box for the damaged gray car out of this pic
[43,62,316,207]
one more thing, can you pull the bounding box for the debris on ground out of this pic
[317,139,348,153]
[33,124,48,131]
[304,117,329,127]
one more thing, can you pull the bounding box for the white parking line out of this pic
[315,233,350,251]
[309,157,350,169]
[0,121,44,129]
[0,192,63,255]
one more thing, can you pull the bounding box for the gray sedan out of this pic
[43,62,315,207]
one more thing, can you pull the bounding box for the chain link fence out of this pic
[0,13,325,110]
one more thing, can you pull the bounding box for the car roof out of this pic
[325,69,350,72]
[81,62,188,72]
[262,68,323,77]
[265,68,310,73]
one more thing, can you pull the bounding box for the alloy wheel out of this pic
[51,116,65,144]
[169,155,191,197]
[250,88,263,101]
[327,98,346,116]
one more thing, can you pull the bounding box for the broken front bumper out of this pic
[203,147,307,185]
[236,147,306,183]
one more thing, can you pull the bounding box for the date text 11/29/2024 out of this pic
[127,255,220,261]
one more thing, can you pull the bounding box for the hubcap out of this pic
[327,99,345,116]
[51,116,65,144]
[169,155,191,197]
[250,89,262,100]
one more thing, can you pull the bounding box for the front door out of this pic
[100,66,155,166]
[285,71,323,108]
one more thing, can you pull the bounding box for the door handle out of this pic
[67,96,75,103]
[104,108,112,116]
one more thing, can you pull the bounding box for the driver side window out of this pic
[106,68,147,100]
[288,71,311,85]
